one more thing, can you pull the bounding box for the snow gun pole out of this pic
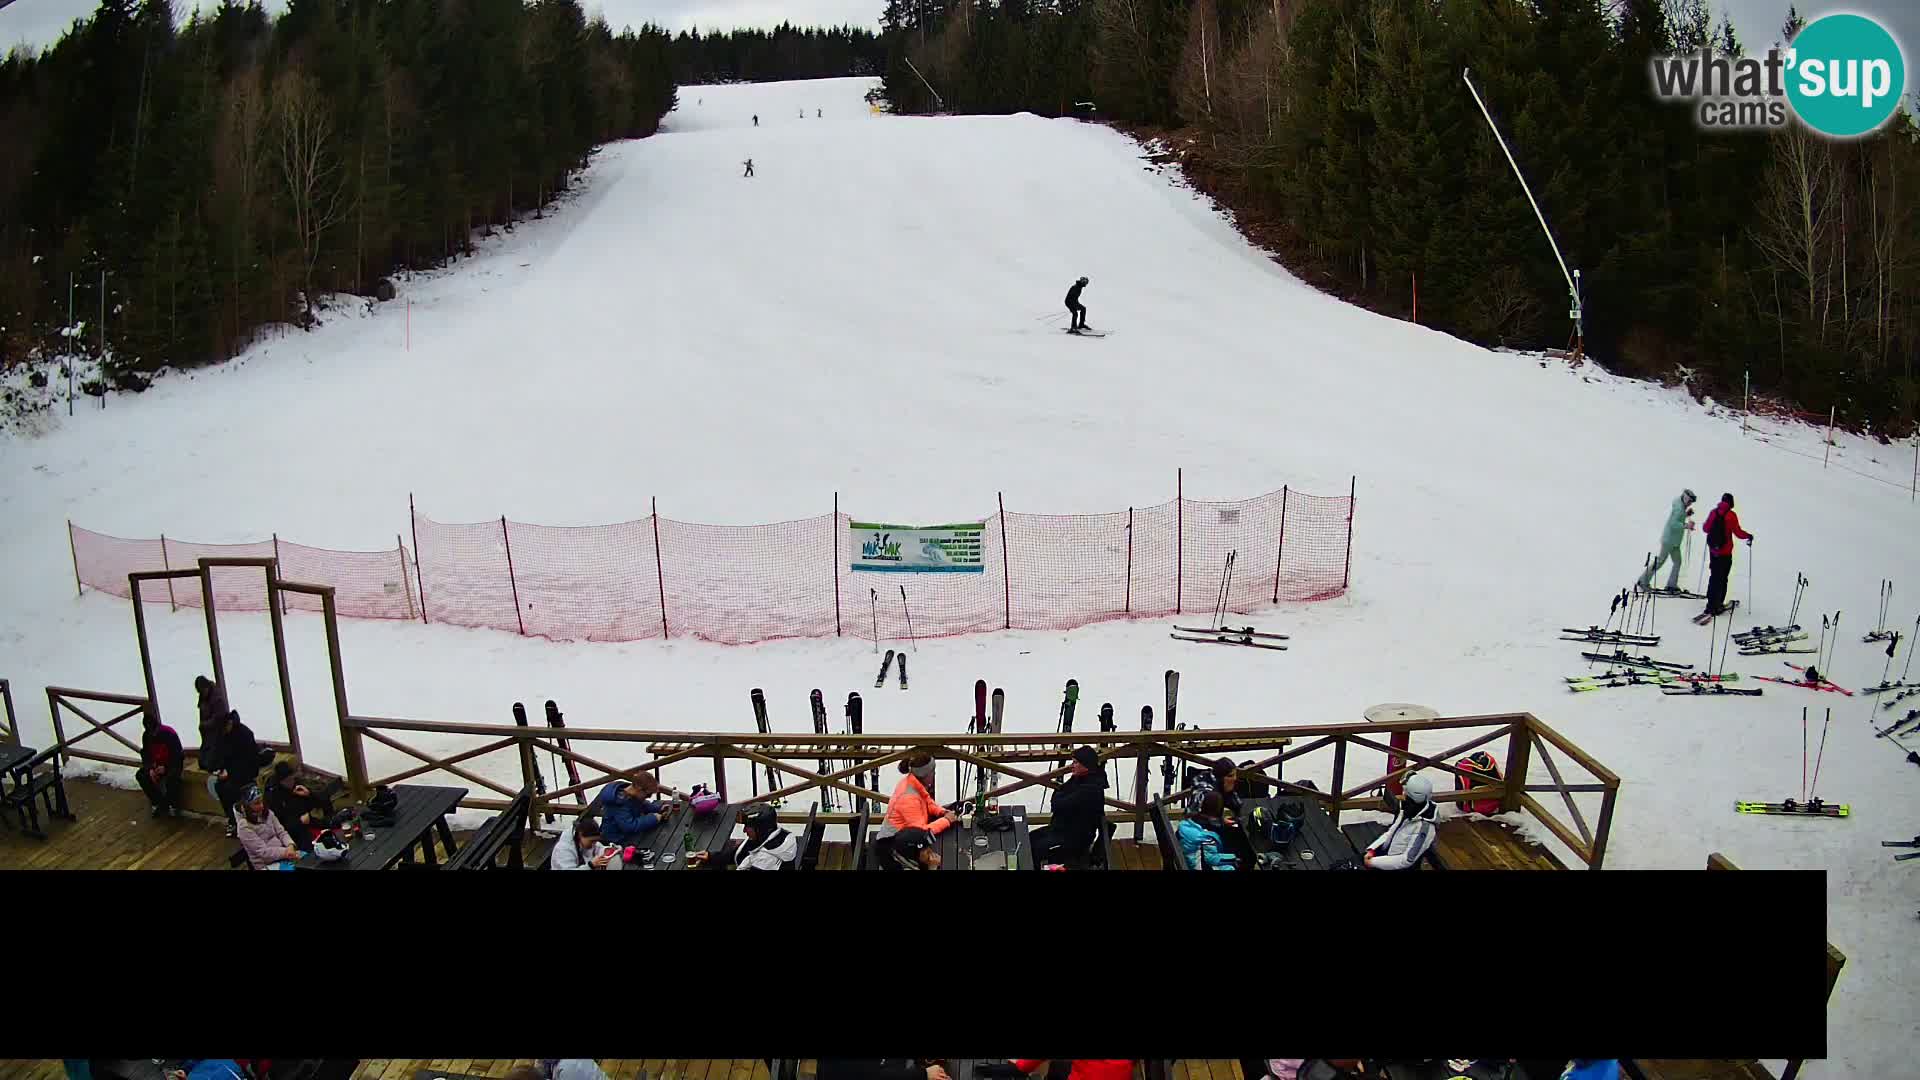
[1463,68,1582,355]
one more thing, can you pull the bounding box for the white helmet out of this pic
[310,830,349,863]
[1403,774,1433,804]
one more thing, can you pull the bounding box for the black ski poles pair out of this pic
[870,586,919,651]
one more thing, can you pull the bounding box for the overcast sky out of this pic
[0,0,1914,65]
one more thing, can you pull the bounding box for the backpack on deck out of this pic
[1454,751,1503,815]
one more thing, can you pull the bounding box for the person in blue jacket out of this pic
[1636,489,1696,592]
[1561,1062,1620,1080]
[1176,790,1238,870]
[596,775,670,846]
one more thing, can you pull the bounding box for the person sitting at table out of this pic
[688,801,800,870]
[872,750,957,865]
[137,706,187,818]
[234,784,299,870]
[549,813,620,870]
[1364,773,1438,870]
[1012,1062,1136,1080]
[1185,756,1243,820]
[594,772,670,846]
[207,709,267,837]
[503,1062,614,1080]
[1028,745,1107,866]
[265,761,334,851]
[882,825,942,870]
[1176,790,1239,870]
[817,1063,951,1080]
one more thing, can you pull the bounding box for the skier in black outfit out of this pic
[743,158,754,178]
[1064,276,1090,332]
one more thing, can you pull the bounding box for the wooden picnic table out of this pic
[937,803,1029,870]
[294,784,466,871]
[1235,795,1359,871]
[618,799,742,870]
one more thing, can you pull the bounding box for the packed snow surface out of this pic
[2,77,1917,1071]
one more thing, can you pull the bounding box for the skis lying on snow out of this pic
[1567,674,1668,692]
[1735,799,1848,817]
[1882,836,1920,848]
[1740,642,1818,655]
[876,649,895,688]
[1580,649,1691,672]
[1663,681,1763,696]
[1875,709,1920,738]
[1896,851,1920,861]
[1173,630,1288,651]
[1561,626,1660,646]
[1735,621,1802,643]
[1641,586,1707,600]
[1692,600,1740,626]
[1864,680,1917,695]
[1754,662,1853,696]
[1883,686,1920,709]
[1175,625,1290,640]
[1865,580,1896,642]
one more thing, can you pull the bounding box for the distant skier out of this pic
[1064,276,1090,332]
[1636,488,1696,592]
[799,107,805,119]
[752,114,759,127]
[1700,492,1754,618]
[743,158,754,178]
[816,108,822,117]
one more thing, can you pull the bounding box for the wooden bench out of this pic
[3,747,75,840]
[445,785,534,870]
[794,803,823,871]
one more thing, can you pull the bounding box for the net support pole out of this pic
[1125,507,1133,614]
[160,533,176,612]
[652,496,669,639]
[68,519,82,598]
[1343,476,1357,591]
[410,493,430,624]
[1273,485,1289,603]
[832,492,842,637]
[501,515,526,636]
[998,491,1012,630]
[1176,468,1184,614]
[397,535,415,621]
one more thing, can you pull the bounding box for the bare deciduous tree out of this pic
[1752,124,1837,344]
[275,68,352,322]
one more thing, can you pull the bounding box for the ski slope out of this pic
[2,76,1918,1070]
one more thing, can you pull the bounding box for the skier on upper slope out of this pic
[1064,275,1091,332]
[1636,488,1696,592]
[1700,492,1754,619]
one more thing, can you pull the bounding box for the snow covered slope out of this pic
[2,76,1916,1069]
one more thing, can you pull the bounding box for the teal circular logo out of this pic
[1786,14,1906,137]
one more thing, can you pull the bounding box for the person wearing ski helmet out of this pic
[883,825,942,870]
[1064,275,1091,332]
[1364,773,1438,870]
[1700,492,1754,618]
[233,784,299,870]
[1636,489,1697,592]
[872,750,957,867]
[1029,745,1108,867]
[1176,790,1239,870]
[688,801,801,870]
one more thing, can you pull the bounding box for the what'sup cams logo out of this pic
[1651,12,1907,137]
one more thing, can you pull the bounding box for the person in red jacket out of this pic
[1700,492,1754,618]
[137,707,186,817]
[1012,1061,1135,1080]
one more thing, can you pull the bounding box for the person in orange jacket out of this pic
[1012,1061,1135,1080]
[873,750,958,865]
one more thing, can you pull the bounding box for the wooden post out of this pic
[160,534,176,611]
[1500,717,1532,814]
[1131,734,1149,842]
[1175,468,1183,614]
[272,533,287,613]
[1342,475,1357,590]
[998,491,1012,630]
[46,686,68,763]
[501,515,526,636]
[409,493,430,624]
[200,563,227,692]
[266,571,300,760]
[1124,506,1133,613]
[1590,782,1617,870]
[1272,485,1288,603]
[67,520,82,598]
[651,496,669,639]
[322,589,366,801]
[832,492,842,636]
[1329,735,1347,825]
[1823,404,1836,468]
[397,535,415,621]
[714,749,728,802]
[130,579,160,728]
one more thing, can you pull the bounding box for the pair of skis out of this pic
[514,700,584,825]
[1171,550,1290,651]
[1754,661,1853,696]
[876,648,907,689]
[957,680,1006,813]
[1691,599,1739,626]
[1641,586,1706,600]
[1737,707,1845,817]
[1885,836,1920,861]
[1874,708,1920,740]
[1579,649,1692,672]
[1562,626,1660,647]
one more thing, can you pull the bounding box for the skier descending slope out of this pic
[1700,492,1754,619]
[1064,275,1091,332]
[1637,489,1696,591]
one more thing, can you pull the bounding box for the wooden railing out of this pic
[340,708,1622,868]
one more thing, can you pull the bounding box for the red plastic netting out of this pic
[70,483,1352,645]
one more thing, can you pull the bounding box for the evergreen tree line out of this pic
[0,0,676,389]
[672,24,885,84]
[879,0,1920,436]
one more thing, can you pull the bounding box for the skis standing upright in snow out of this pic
[810,689,834,811]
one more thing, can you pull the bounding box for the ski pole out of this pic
[1746,540,1753,612]
[899,585,917,651]
[1810,708,1831,801]
[1904,616,1920,683]
[870,587,879,653]
[1801,707,1808,803]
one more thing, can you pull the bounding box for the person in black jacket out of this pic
[206,710,264,837]
[1064,276,1090,331]
[266,761,334,852]
[1028,745,1107,866]
[817,1063,951,1080]
[193,675,229,773]
[136,708,187,817]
